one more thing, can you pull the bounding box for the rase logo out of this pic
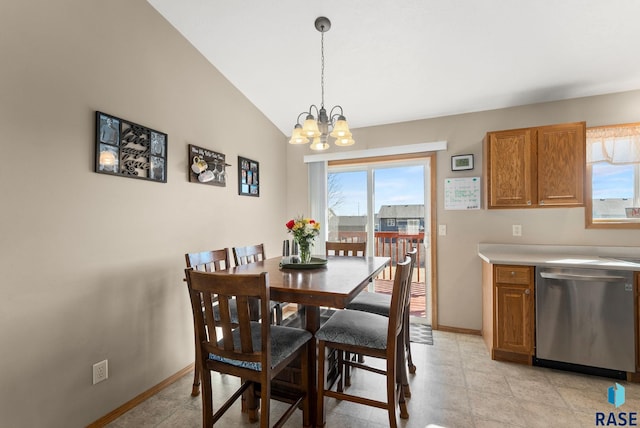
[595,383,637,426]
[609,383,626,408]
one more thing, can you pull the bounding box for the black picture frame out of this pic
[188,144,229,187]
[451,154,474,171]
[95,111,168,183]
[238,156,259,197]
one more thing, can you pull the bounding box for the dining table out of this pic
[225,254,390,427]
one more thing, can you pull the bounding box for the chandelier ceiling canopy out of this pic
[289,17,354,151]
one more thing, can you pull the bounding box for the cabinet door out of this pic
[494,265,534,356]
[537,122,585,206]
[495,283,533,354]
[486,129,536,208]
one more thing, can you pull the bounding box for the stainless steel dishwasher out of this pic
[535,266,635,376]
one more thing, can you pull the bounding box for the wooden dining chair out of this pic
[325,241,367,257]
[346,248,419,396]
[232,244,284,324]
[184,269,312,428]
[315,256,413,428]
[185,248,234,397]
[325,241,367,383]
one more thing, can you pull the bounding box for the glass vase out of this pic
[297,239,312,264]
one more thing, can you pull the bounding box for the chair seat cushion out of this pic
[210,322,312,371]
[212,300,279,323]
[346,292,391,317]
[315,309,388,349]
[212,299,239,323]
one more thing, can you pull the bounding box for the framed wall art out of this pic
[238,156,259,197]
[188,144,229,187]
[451,154,474,171]
[95,111,167,183]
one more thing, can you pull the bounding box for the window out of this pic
[386,218,396,227]
[586,123,640,228]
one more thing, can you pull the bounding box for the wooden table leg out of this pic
[304,305,321,428]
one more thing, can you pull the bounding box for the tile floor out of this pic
[106,331,639,427]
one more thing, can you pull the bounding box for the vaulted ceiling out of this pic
[148,0,640,135]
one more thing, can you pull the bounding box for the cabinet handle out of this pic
[540,200,545,205]
[525,289,530,295]
[510,271,515,276]
[527,200,532,205]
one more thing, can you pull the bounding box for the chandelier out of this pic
[289,17,355,151]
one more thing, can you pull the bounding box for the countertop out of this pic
[478,243,640,271]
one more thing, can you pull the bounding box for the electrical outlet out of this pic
[512,225,522,237]
[438,225,447,236]
[93,359,108,385]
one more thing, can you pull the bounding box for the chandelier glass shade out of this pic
[289,17,354,151]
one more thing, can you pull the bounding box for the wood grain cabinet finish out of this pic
[482,263,535,364]
[484,122,585,209]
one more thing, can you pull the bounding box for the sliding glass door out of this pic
[328,158,432,325]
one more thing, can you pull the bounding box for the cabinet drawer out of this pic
[495,266,532,285]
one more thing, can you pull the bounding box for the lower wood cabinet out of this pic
[482,262,534,364]
[483,261,640,379]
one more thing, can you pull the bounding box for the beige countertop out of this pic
[478,243,640,271]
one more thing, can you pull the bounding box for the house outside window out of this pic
[586,123,640,228]
[386,218,396,227]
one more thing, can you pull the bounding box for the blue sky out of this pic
[329,162,635,215]
[329,165,425,216]
[329,163,633,215]
[592,163,634,199]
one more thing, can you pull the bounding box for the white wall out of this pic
[0,1,288,426]
[286,90,640,331]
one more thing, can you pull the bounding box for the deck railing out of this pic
[335,231,425,282]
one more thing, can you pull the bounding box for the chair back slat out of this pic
[326,241,367,257]
[185,248,231,272]
[405,247,418,307]
[185,269,270,367]
[387,256,412,340]
[232,243,266,266]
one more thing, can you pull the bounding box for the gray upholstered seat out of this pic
[346,248,419,378]
[211,322,312,371]
[315,257,413,428]
[315,309,388,349]
[212,299,239,323]
[346,291,390,317]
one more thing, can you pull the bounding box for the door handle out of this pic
[540,272,627,282]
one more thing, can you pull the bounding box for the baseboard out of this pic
[86,363,194,428]
[436,324,481,336]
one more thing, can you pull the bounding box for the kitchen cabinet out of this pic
[484,121,585,209]
[482,262,534,364]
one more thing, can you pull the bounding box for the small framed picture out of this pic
[238,156,259,197]
[451,154,474,171]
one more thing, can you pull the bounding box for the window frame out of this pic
[585,122,640,229]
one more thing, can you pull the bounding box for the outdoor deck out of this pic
[372,276,426,318]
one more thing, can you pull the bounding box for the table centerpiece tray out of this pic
[279,256,328,269]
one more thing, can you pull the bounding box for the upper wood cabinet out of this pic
[484,122,585,209]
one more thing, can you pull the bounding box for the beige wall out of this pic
[287,90,640,331]
[0,1,289,426]
[3,1,640,426]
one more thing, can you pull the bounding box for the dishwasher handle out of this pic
[540,271,628,282]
